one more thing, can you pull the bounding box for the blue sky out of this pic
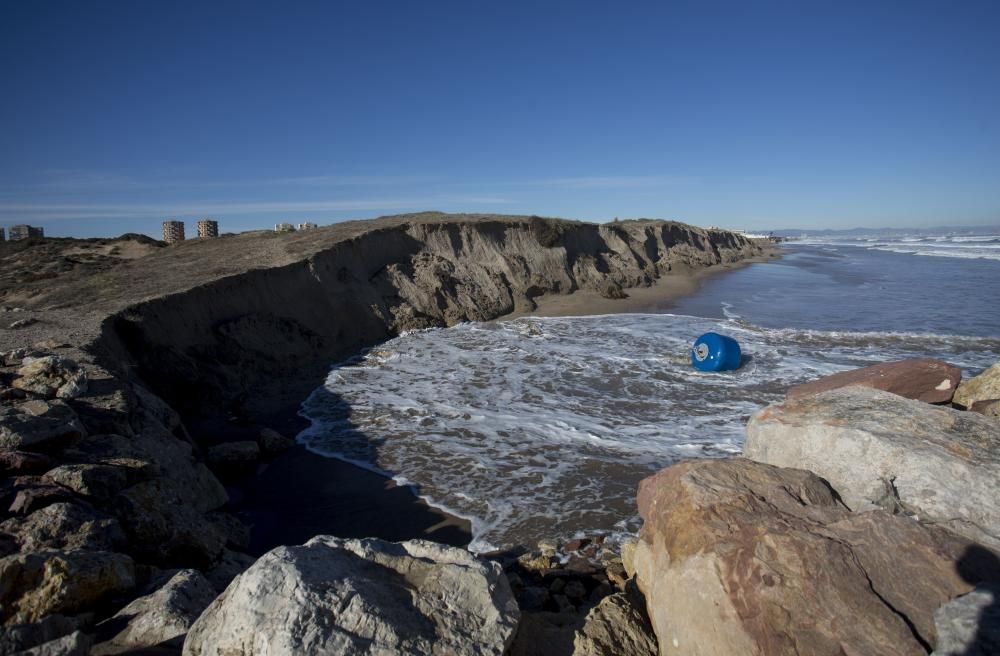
[2,1,999,237]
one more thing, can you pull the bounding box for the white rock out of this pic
[13,630,92,656]
[931,586,999,655]
[745,386,1000,549]
[183,536,519,656]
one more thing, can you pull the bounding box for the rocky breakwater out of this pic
[632,358,1000,655]
[0,346,267,654]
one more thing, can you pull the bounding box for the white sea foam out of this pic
[298,314,1000,552]
[795,234,1000,260]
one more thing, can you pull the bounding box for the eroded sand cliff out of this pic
[89,213,762,423]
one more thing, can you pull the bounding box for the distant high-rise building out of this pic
[298,221,318,230]
[162,220,185,244]
[0,227,6,241]
[274,223,295,233]
[9,225,43,241]
[197,219,219,238]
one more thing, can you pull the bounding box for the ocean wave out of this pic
[795,234,1000,260]
[297,313,998,552]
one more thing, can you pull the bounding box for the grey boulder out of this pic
[43,464,131,501]
[12,630,92,655]
[183,536,520,656]
[0,401,86,452]
[745,387,1000,548]
[111,480,226,568]
[258,427,295,456]
[205,441,260,465]
[0,614,86,654]
[572,591,658,656]
[0,502,125,552]
[931,585,1000,655]
[91,569,217,655]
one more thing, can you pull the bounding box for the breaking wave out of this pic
[298,313,999,552]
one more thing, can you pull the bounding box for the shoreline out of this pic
[232,247,783,554]
[522,248,780,319]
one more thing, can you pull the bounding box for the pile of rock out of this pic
[0,347,264,654]
[4,342,999,655]
[11,355,88,400]
[487,536,657,656]
[631,357,1000,655]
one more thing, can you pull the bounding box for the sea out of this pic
[298,230,1000,552]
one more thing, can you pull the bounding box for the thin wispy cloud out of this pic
[528,175,700,189]
[271,174,441,187]
[0,168,698,227]
[6,169,699,193]
[6,170,443,193]
[0,196,511,221]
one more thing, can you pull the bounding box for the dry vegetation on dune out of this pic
[0,235,164,306]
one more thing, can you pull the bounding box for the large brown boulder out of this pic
[745,387,1000,549]
[633,458,992,656]
[785,358,961,404]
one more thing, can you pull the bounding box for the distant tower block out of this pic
[9,224,43,241]
[0,227,6,241]
[298,221,318,230]
[162,220,185,244]
[274,222,295,233]
[197,219,219,238]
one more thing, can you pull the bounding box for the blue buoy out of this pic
[691,332,742,372]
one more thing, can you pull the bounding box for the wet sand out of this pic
[523,250,780,319]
